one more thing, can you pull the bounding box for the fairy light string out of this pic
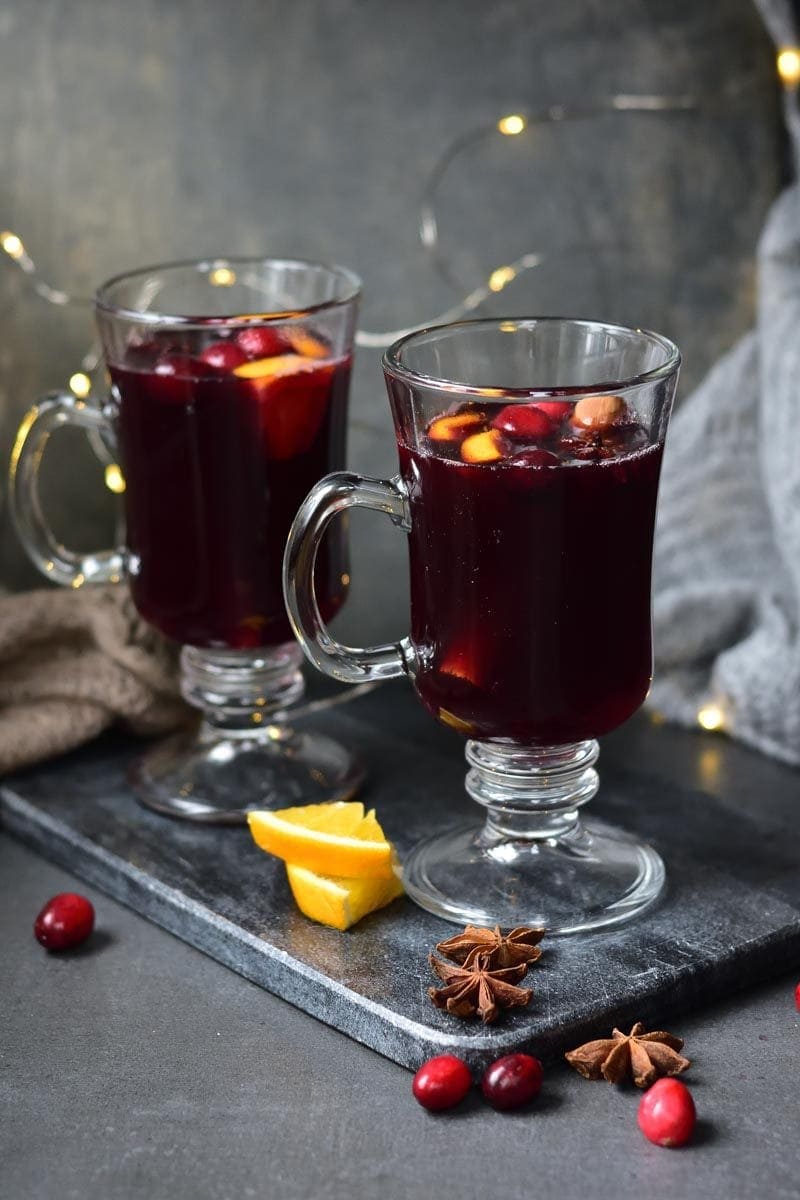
[2,52,796,732]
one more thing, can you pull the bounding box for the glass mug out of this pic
[284,317,680,933]
[11,257,363,822]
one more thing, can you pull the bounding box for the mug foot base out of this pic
[128,722,365,824]
[403,819,665,935]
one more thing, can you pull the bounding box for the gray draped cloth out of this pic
[0,587,188,776]
[651,0,800,765]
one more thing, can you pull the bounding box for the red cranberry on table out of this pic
[200,340,249,371]
[637,1078,696,1148]
[34,893,95,951]
[481,1053,544,1110]
[795,981,800,1011]
[412,1055,472,1111]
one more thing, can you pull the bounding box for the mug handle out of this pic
[10,392,126,587]
[283,471,417,683]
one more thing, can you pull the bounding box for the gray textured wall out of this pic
[0,0,782,644]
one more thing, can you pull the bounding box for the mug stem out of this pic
[402,739,665,934]
[465,739,599,843]
[180,643,305,732]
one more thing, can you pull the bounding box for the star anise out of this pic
[435,924,545,969]
[428,951,533,1024]
[565,1022,691,1088]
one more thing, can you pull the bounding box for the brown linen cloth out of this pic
[0,586,190,775]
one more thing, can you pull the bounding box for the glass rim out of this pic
[94,256,362,327]
[383,316,681,399]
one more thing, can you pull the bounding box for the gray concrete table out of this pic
[2,716,799,1200]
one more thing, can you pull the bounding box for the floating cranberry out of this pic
[124,339,161,369]
[154,352,201,379]
[34,893,95,951]
[481,1053,543,1110]
[508,448,560,468]
[557,434,608,462]
[637,1078,696,1148]
[533,400,573,423]
[412,1055,472,1111]
[492,404,554,441]
[200,340,249,371]
[235,326,289,359]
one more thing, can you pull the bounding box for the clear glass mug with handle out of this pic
[284,317,680,933]
[10,256,364,822]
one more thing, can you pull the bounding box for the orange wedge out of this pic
[286,329,331,359]
[428,412,485,442]
[233,353,314,380]
[461,429,505,463]
[247,802,395,879]
[285,863,404,931]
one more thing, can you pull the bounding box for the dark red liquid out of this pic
[111,349,350,648]
[400,438,663,745]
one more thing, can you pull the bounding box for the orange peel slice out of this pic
[461,429,505,463]
[247,801,395,879]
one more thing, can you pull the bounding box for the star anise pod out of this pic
[435,924,545,969]
[428,951,533,1024]
[565,1022,691,1088]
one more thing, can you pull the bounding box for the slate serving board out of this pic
[3,680,800,1072]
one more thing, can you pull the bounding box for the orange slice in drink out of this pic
[234,354,334,460]
[428,411,485,442]
[461,429,505,463]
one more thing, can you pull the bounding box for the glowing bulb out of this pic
[69,372,92,398]
[1,231,24,260]
[777,48,800,85]
[697,704,725,732]
[497,114,526,136]
[209,266,236,286]
[104,464,126,494]
[488,265,517,292]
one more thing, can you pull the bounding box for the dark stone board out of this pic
[2,680,799,1073]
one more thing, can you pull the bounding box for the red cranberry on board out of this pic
[235,326,289,359]
[492,404,555,441]
[637,1078,696,1148]
[34,893,95,951]
[533,400,573,423]
[200,340,249,371]
[481,1053,544,1111]
[412,1055,472,1111]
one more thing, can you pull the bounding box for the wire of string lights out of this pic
[2,59,793,364]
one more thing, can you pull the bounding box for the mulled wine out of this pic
[111,330,351,649]
[399,397,662,744]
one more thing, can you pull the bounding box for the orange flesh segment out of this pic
[428,412,485,442]
[233,353,317,380]
[286,330,330,359]
[285,863,404,931]
[247,803,395,879]
[461,429,504,463]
